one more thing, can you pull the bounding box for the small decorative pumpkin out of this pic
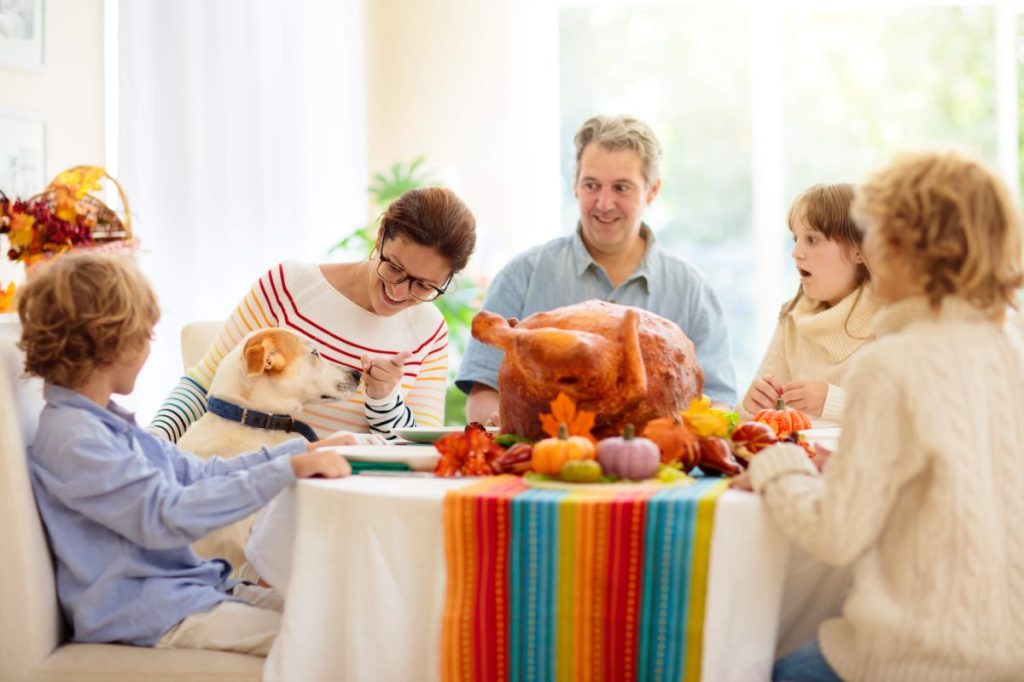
[596,424,661,480]
[560,459,603,483]
[696,437,743,477]
[531,423,596,476]
[641,413,699,468]
[753,399,812,439]
[730,421,778,466]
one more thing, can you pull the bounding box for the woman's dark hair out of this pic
[379,187,476,273]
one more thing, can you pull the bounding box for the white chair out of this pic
[0,336,264,681]
[181,320,225,370]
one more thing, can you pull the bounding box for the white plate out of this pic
[523,476,693,494]
[396,425,499,444]
[799,427,840,449]
[330,445,439,471]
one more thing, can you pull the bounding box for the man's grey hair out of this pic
[573,114,662,187]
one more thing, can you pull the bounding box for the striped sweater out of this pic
[149,261,448,442]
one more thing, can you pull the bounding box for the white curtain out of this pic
[118,0,367,421]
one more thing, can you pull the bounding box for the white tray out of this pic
[329,445,439,471]
[396,425,499,444]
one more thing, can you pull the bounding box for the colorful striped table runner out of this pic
[441,475,729,682]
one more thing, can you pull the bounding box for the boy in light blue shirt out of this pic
[18,252,359,656]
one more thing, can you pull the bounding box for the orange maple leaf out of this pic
[539,392,597,442]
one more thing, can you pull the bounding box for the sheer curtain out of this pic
[117,0,366,422]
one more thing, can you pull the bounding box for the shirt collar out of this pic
[44,383,138,430]
[570,222,658,281]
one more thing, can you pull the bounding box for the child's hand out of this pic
[361,351,412,400]
[742,374,783,413]
[781,381,828,418]
[730,471,754,492]
[810,443,832,472]
[290,447,352,479]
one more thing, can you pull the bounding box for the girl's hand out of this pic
[290,446,352,478]
[361,351,412,400]
[781,381,828,417]
[742,374,783,414]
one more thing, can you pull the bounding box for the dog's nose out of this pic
[350,370,362,383]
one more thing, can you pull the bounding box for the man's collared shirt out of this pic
[457,225,737,404]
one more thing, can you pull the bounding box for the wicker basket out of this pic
[40,165,133,245]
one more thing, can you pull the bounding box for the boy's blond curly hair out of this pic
[853,150,1024,317]
[17,252,160,388]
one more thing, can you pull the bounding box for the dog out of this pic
[178,327,377,577]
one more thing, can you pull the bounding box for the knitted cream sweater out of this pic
[739,286,881,423]
[750,296,1024,681]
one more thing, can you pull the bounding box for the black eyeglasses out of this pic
[376,241,452,302]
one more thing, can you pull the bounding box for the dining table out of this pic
[247,448,850,682]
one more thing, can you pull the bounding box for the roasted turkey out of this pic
[471,300,704,441]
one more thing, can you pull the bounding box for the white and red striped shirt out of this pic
[149,261,448,442]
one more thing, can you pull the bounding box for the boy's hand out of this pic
[781,380,828,417]
[742,374,783,413]
[290,447,352,479]
[730,470,754,492]
[361,351,411,400]
[810,443,832,472]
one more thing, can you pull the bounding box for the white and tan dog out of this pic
[179,327,376,576]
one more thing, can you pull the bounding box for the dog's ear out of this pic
[244,337,286,376]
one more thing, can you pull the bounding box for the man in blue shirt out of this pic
[458,115,736,424]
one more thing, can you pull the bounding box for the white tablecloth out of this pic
[251,476,848,682]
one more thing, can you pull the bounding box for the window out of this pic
[560,2,1021,387]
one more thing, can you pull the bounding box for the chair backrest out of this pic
[0,336,63,679]
[181,320,224,371]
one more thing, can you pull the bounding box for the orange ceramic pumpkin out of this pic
[752,399,812,439]
[641,413,699,466]
[531,424,597,476]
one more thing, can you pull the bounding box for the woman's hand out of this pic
[290,446,352,478]
[781,381,828,417]
[742,374,783,414]
[361,351,411,400]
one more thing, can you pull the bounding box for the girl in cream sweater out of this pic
[746,150,1024,681]
[740,183,881,425]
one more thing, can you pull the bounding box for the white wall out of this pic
[0,0,106,288]
[364,0,562,280]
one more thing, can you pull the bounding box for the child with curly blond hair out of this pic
[18,252,358,656]
[744,151,1024,681]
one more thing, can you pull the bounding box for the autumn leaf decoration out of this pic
[539,392,597,443]
[0,281,15,313]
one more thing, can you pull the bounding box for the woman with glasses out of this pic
[149,187,477,443]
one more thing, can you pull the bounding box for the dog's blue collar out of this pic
[206,396,319,442]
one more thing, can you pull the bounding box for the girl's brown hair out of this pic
[853,150,1023,318]
[378,187,477,274]
[17,252,160,389]
[780,182,870,318]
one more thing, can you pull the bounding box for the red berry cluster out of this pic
[0,193,95,262]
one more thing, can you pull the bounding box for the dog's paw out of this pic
[354,433,387,446]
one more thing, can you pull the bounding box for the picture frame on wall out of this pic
[0,0,43,72]
[0,111,46,198]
